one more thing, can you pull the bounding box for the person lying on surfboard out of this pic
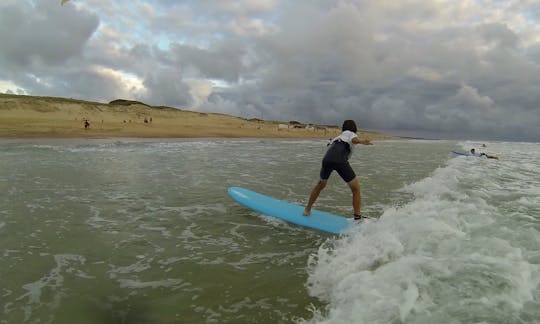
[470,148,499,159]
[303,120,372,220]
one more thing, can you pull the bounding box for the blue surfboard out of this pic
[227,187,351,234]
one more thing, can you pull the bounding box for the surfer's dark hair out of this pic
[342,120,357,133]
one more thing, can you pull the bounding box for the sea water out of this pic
[0,139,538,323]
[306,141,540,323]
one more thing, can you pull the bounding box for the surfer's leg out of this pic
[334,163,361,218]
[347,177,361,217]
[303,180,327,216]
[304,162,333,216]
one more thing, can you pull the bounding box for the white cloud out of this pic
[0,80,25,94]
[92,65,146,98]
[407,67,443,82]
[186,79,213,109]
[216,0,277,14]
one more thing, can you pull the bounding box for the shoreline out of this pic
[0,136,409,145]
[0,93,399,140]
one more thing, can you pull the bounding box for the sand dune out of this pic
[0,94,395,140]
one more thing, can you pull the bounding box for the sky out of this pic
[1,0,540,141]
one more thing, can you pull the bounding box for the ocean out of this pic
[0,138,538,323]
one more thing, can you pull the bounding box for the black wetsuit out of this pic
[320,140,356,182]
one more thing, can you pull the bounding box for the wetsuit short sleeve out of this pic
[339,130,358,147]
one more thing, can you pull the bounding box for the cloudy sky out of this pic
[1,0,540,141]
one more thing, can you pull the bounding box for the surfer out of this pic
[470,148,498,159]
[303,120,372,220]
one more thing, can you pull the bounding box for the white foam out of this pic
[117,278,186,290]
[304,142,540,323]
[108,259,151,278]
[15,254,87,321]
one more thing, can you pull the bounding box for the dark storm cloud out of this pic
[0,0,102,98]
[198,2,540,141]
[1,0,540,141]
[141,68,192,108]
[167,42,246,82]
[0,1,98,67]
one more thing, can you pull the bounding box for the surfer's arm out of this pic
[352,137,373,145]
[480,152,499,159]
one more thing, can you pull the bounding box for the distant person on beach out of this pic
[470,148,498,159]
[304,120,372,220]
[84,119,90,129]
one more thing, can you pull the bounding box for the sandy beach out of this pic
[0,93,395,140]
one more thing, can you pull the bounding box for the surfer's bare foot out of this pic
[303,209,310,216]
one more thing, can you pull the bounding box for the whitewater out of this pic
[306,141,540,323]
